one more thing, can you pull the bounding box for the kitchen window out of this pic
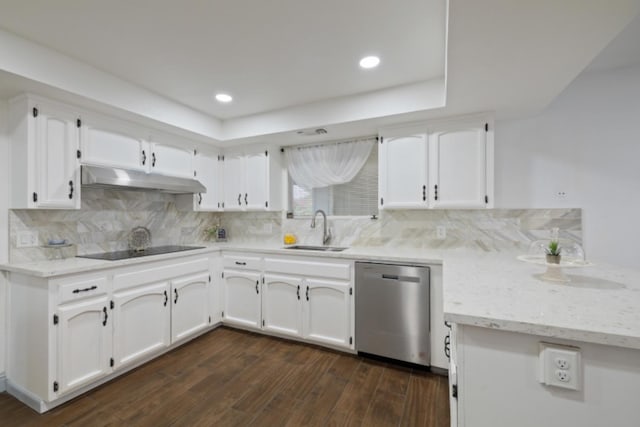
[288,140,378,217]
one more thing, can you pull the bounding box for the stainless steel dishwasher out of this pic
[355,262,430,366]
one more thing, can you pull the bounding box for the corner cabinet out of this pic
[192,151,223,211]
[222,253,263,329]
[378,115,494,210]
[9,95,81,209]
[221,147,282,212]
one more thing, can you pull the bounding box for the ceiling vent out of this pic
[296,128,328,136]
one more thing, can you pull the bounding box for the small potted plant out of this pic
[545,240,561,264]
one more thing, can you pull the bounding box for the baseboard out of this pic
[6,380,45,412]
[0,372,6,392]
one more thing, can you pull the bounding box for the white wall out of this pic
[495,63,640,267]
[0,100,9,381]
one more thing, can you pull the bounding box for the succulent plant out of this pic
[546,240,561,256]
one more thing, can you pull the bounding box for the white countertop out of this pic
[443,252,640,350]
[0,243,443,278]
[2,242,640,351]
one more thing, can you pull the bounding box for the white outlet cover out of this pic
[539,342,581,391]
[17,231,39,248]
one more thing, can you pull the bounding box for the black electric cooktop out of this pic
[77,245,205,261]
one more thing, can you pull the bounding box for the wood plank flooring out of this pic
[0,327,450,427]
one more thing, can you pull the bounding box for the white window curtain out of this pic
[285,137,375,189]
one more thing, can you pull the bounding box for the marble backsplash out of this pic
[9,188,222,263]
[9,189,582,262]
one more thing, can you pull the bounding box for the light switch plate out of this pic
[539,342,581,391]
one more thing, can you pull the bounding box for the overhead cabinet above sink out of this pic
[378,114,494,210]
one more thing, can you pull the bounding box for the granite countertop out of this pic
[443,252,640,350]
[0,242,444,278]
[2,242,640,351]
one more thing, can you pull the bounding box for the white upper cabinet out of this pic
[9,96,81,209]
[222,153,245,211]
[378,128,429,209]
[221,147,282,212]
[193,151,223,211]
[379,115,494,210]
[80,115,148,172]
[149,142,195,179]
[429,121,491,208]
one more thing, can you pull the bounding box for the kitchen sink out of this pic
[284,245,348,252]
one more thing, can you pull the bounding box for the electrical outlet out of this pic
[436,226,446,240]
[17,231,39,248]
[539,342,581,391]
[555,370,571,383]
[556,191,567,199]
[555,357,570,370]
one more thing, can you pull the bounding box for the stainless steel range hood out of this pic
[81,165,206,194]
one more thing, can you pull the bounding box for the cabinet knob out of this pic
[102,307,108,326]
[68,180,74,199]
[238,194,242,206]
[152,152,156,167]
[255,281,259,294]
[163,290,168,307]
[306,286,310,301]
[174,288,179,304]
[244,193,248,205]
[198,193,202,205]
[142,150,147,166]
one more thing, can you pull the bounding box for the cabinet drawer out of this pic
[58,276,109,304]
[222,253,262,270]
[264,257,351,280]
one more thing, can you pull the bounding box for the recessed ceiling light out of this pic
[215,93,233,103]
[359,56,380,69]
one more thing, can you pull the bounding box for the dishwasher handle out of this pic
[381,274,421,283]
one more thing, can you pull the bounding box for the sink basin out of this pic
[284,245,348,252]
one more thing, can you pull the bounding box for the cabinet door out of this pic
[171,272,211,343]
[194,152,222,211]
[303,278,352,349]
[429,124,488,208]
[222,154,245,211]
[245,151,269,210]
[222,269,261,329]
[112,282,170,369]
[81,122,147,171]
[34,106,79,209]
[151,143,194,179]
[263,274,303,338]
[56,295,112,395]
[378,132,429,209]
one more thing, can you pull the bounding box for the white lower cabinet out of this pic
[56,295,112,395]
[222,269,262,329]
[260,255,355,351]
[303,278,352,348]
[262,274,303,337]
[112,282,171,369]
[171,272,211,343]
[7,254,217,413]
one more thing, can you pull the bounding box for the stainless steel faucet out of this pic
[310,209,332,245]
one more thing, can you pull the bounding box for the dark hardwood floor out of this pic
[0,327,450,427]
